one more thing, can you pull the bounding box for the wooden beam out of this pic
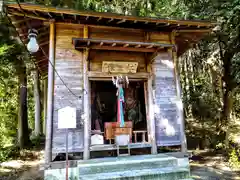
[47,12,53,18]
[144,81,151,145]
[76,45,159,53]
[44,21,55,164]
[8,11,47,20]
[116,19,126,24]
[83,25,90,160]
[107,18,114,23]
[73,38,173,48]
[147,50,159,64]
[170,32,187,153]
[74,14,77,20]
[33,10,40,16]
[7,3,214,27]
[165,23,170,26]
[38,31,50,39]
[146,45,153,48]
[50,22,145,32]
[88,71,149,79]
[18,26,49,36]
[43,79,48,135]
[37,63,48,69]
[83,26,88,39]
[39,41,49,47]
[12,18,31,25]
[175,29,211,33]
[146,64,157,154]
[36,58,48,64]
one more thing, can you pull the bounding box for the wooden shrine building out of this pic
[5,3,214,179]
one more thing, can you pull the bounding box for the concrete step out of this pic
[79,167,190,180]
[78,154,177,175]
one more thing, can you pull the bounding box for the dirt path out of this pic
[190,153,240,180]
[0,150,44,180]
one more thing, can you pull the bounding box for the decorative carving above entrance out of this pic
[102,61,138,74]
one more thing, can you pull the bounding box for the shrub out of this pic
[229,148,240,169]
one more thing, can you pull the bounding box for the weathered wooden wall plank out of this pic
[89,27,145,41]
[52,26,84,154]
[149,32,171,44]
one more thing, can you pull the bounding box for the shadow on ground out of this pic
[189,151,240,180]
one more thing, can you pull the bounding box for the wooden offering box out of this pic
[104,121,132,143]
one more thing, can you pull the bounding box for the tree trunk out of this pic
[18,64,30,149]
[33,70,41,136]
[217,39,235,138]
[221,88,233,147]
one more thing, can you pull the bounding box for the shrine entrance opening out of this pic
[90,80,149,151]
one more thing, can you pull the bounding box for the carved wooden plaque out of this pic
[102,61,138,73]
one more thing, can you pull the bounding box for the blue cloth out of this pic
[118,87,125,127]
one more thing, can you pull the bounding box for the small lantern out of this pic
[27,29,39,53]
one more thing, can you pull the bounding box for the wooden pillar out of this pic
[170,32,187,153]
[144,82,151,143]
[33,69,41,136]
[147,65,157,154]
[83,25,90,160]
[43,78,48,135]
[45,21,55,163]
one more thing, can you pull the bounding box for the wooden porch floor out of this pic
[90,142,152,151]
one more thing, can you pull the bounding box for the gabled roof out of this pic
[5,3,215,76]
[6,3,214,31]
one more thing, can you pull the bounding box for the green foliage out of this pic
[229,148,240,169]
[0,14,35,160]
[0,146,20,162]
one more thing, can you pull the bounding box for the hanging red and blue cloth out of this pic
[117,86,125,128]
[112,76,129,128]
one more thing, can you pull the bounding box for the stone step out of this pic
[79,167,190,180]
[78,154,177,175]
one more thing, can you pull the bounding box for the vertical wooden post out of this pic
[170,32,187,153]
[83,25,90,160]
[45,21,55,163]
[43,78,48,135]
[33,69,41,136]
[147,64,157,154]
[144,82,151,143]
